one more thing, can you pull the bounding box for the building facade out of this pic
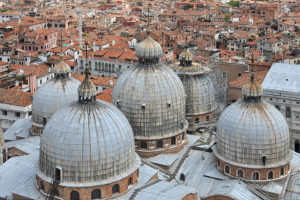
[262,63,300,152]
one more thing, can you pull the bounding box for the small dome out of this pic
[78,68,97,102]
[53,58,70,75]
[112,64,187,139]
[38,100,139,184]
[242,73,263,97]
[32,76,80,127]
[135,32,163,59]
[179,50,193,62]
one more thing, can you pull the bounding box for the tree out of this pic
[228,1,240,7]
[224,14,231,22]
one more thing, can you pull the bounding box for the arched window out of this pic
[180,173,185,181]
[217,160,220,167]
[206,116,210,121]
[55,168,61,182]
[268,171,273,179]
[225,166,230,174]
[40,180,44,190]
[286,107,291,118]
[140,141,147,149]
[128,177,133,185]
[296,140,300,153]
[275,105,280,111]
[237,169,244,178]
[280,167,284,176]
[112,184,120,194]
[71,191,80,200]
[262,156,266,165]
[43,117,47,126]
[171,137,176,145]
[52,188,59,196]
[91,189,101,199]
[157,140,163,148]
[253,172,259,180]
[195,118,200,123]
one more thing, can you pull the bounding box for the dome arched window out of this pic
[140,141,147,149]
[253,172,259,180]
[286,107,291,118]
[180,173,185,181]
[112,184,120,194]
[91,189,101,199]
[195,118,200,123]
[55,167,61,182]
[71,191,80,200]
[280,167,284,176]
[296,140,300,153]
[268,171,273,179]
[40,180,44,190]
[171,137,176,145]
[224,166,230,174]
[128,177,133,186]
[157,140,163,148]
[237,169,244,178]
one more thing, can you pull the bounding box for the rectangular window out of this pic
[15,112,20,117]
[3,110,7,115]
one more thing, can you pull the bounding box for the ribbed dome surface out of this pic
[112,64,187,139]
[39,100,139,184]
[135,35,163,59]
[185,74,216,115]
[242,81,263,97]
[32,78,80,125]
[216,99,290,167]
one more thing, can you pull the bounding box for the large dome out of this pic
[38,100,138,184]
[32,59,80,134]
[37,69,139,196]
[215,73,291,180]
[112,33,188,156]
[112,64,187,140]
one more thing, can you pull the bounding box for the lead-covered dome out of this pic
[37,69,139,193]
[112,33,188,157]
[215,73,291,176]
[112,65,187,139]
[32,59,80,135]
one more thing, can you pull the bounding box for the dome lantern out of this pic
[179,49,193,67]
[78,68,97,103]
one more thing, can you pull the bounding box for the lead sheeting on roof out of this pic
[262,63,300,94]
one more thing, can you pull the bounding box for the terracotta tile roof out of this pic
[0,88,32,106]
[96,87,113,103]
[72,74,117,86]
[9,64,52,78]
[229,69,269,88]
